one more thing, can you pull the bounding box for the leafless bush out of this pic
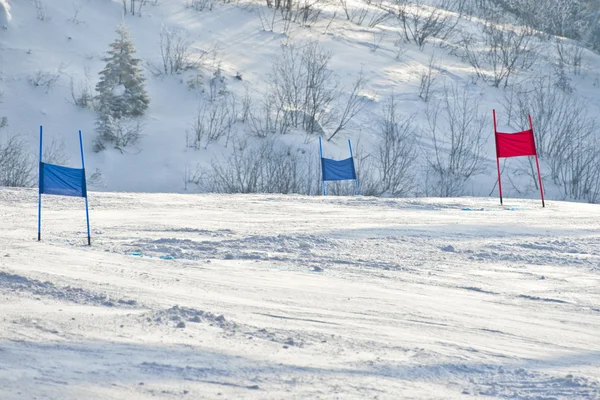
[394,33,407,58]
[367,6,393,28]
[267,41,338,136]
[122,0,153,16]
[155,25,206,76]
[424,84,487,196]
[240,83,253,123]
[34,0,48,21]
[187,98,236,149]
[93,117,144,152]
[328,69,369,141]
[257,4,292,34]
[69,3,83,24]
[208,66,227,101]
[502,75,599,202]
[292,0,322,27]
[554,38,584,76]
[0,135,35,187]
[0,92,5,129]
[502,75,588,159]
[370,31,385,52]
[248,91,287,138]
[189,139,319,194]
[43,138,69,166]
[370,95,418,196]
[419,54,438,102]
[395,0,463,50]
[69,67,94,109]
[29,63,67,93]
[486,0,599,52]
[458,17,537,88]
[188,0,215,11]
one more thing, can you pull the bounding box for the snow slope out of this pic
[1,188,599,398]
[0,0,599,196]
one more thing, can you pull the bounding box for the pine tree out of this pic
[95,23,149,150]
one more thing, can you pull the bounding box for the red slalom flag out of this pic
[495,129,537,158]
[492,110,545,207]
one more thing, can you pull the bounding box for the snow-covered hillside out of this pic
[0,188,599,398]
[0,0,599,199]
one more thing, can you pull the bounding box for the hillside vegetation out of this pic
[0,0,599,201]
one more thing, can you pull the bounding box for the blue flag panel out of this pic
[39,162,87,198]
[321,157,356,181]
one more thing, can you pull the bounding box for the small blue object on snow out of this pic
[319,137,359,196]
[462,207,485,211]
[131,252,143,257]
[159,255,175,260]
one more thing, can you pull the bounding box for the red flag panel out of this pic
[495,129,537,158]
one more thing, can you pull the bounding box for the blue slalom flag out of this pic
[319,137,359,195]
[39,162,87,197]
[321,157,357,181]
[37,126,91,245]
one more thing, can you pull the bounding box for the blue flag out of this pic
[39,162,87,198]
[321,157,356,181]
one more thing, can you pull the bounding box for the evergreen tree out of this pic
[95,23,149,150]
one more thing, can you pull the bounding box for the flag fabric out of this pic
[321,157,357,181]
[492,110,545,207]
[495,129,537,158]
[39,162,87,197]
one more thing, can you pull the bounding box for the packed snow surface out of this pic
[1,188,599,399]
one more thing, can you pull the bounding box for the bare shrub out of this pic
[34,0,48,21]
[188,0,215,11]
[189,139,319,195]
[267,41,338,135]
[328,69,369,141]
[502,75,599,202]
[43,138,69,166]
[424,84,487,196]
[0,135,35,187]
[554,38,584,76]
[458,16,537,88]
[394,33,408,59]
[122,0,153,16]
[29,63,67,93]
[419,54,438,102]
[187,98,235,149]
[155,25,210,76]
[93,116,144,152]
[69,67,94,109]
[395,0,463,50]
[371,95,418,196]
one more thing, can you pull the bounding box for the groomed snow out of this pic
[1,188,599,399]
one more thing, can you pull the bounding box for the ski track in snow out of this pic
[1,188,600,399]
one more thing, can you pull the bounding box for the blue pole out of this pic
[348,139,360,195]
[38,126,43,241]
[79,130,91,246]
[319,137,326,196]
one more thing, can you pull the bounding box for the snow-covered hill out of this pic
[0,188,599,398]
[0,0,599,199]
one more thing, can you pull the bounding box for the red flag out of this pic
[492,110,545,207]
[495,129,537,158]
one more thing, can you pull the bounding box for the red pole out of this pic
[529,115,545,207]
[493,110,503,205]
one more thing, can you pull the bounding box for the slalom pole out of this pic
[319,137,326,196]
[38,126,43,241]
[348,139,359,195]
[79,130,91,245]
[492,110,503,205]
[529,115,545,208]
